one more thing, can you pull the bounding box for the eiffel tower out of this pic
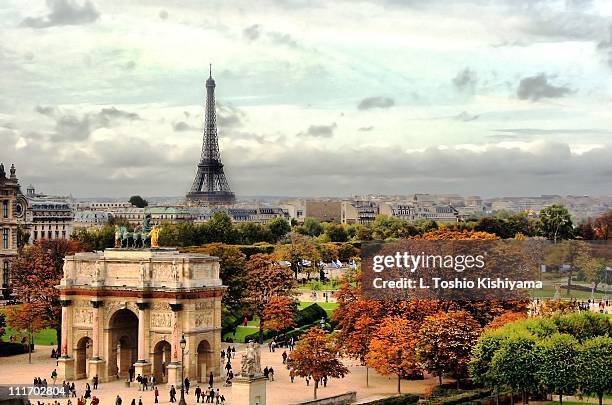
[186,66,236,205]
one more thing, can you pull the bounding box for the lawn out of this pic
[298,301,338,318]
[1,325,57,346]
[530,286,606,299]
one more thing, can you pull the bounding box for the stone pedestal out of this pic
[88,359,106,382]
[57,357,75,380]
[166,363,181,387]
[134,361,151,379]
[233,375,267,405]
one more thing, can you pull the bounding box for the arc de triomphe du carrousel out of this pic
[56,244,225,386]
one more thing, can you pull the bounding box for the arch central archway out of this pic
[107,309,138,380]
[153,340,171,383]
[75,336,93,379]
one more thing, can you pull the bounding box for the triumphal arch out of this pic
[56,248,225,385]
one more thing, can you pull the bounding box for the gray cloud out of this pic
[217,104,245,128]
[172,121,197,132]
[517,73,573,101]
[357,96,394,110]
[35,105,55,116]
[358,126,374,132]
[21,0,100,28]
[453,111,479,122]
[297,122,337,138]
[267,32,298,48]
[243,24,262,41]
[46,107,141,142]
[452,68,477,92]
[159,9,168,20]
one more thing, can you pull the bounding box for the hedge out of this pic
[0,342,28,357]
[427,390,492,405]
[364,394,420,404]
[221,308,244,335]
[295,303,327,327]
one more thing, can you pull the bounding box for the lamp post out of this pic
[179,335,187,405]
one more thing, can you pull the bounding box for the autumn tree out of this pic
[592,210,611,240]
[287,328,349,399]
[201,243,247,309]
[416,310,481,387]
[11,239,85,352]
[263,295,298,331]
[243,254,296,342]
[486,311,528,330]
[366,316,420,394]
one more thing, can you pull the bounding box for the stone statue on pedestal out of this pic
[241,341,262,378]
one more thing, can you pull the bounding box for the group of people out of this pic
[268,337,295,352]
[193,385,226,403]
[135,373,158,391]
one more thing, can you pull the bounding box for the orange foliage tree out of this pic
[10,239,85,351]
[263,295,298,331]
[366,316,420,394]
[416,310,482,387]
[287,327,349,399]
[486,311,528,330]
[593,210,611,240]
[243,254,296,341]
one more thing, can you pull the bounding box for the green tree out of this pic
[267,217,291,242]
[236,222,271,245]
[323,223,349,242]
[537,205,573,242]
[302,217,323,237]
[535,333,579,405]
[129,195,148,208]
[469,331,506,396]
[489,334,539,404]
[578,336,612,405]
[206,212,237,244]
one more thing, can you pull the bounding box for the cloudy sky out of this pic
[1,0,612,198]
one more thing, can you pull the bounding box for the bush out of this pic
[364,394,420,404]
[221,308,244,335]
[0,342,28,356]
[430,390,491,405]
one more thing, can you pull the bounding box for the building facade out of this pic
[0,163,26,299]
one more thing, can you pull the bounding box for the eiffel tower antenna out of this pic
[186,67,236,205]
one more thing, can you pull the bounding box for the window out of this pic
[55,231,59,239]
[2,261,8,287]
[33,231,38,240]
[2,228,8,249]
[2,200,7,218]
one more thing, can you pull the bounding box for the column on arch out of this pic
[60,299,73,357]
[90,300,103,360]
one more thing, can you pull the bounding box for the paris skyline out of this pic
[1,0,612,198]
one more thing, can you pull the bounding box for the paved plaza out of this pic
[1,343,439,405]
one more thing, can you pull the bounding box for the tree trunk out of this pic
[511,393,515,405]
[366,366,369,388]
[439,375,442,386]
[397,374,401,394]
[559,394,562,405]
[598,393,603,405]
[496,394,499,405]
[313,379,318,399]
[258,314,264,344]
[522,390,526,405]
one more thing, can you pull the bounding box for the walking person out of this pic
[282,351,288,364]
[115,395,122,405]
[169,385,176,403]
[92,375,98,390]
[195,385,202,403]
[208,371,214,388]
[154,387,159,403]
[184,377,190,394]
[269,367,274,381]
